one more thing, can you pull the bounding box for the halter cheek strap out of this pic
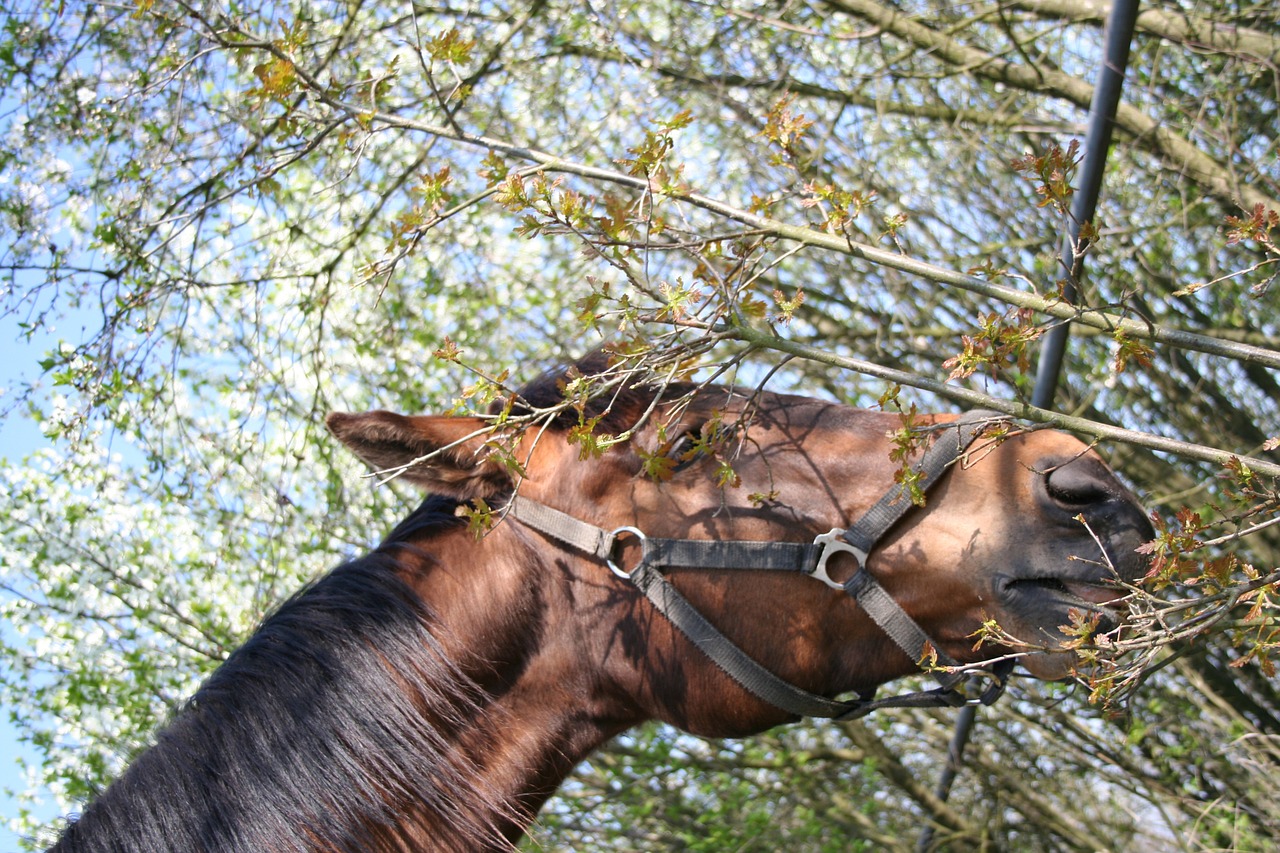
[507,410,1013,721]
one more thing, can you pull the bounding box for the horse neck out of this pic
[390,519,643,839]
[50,515,630,853]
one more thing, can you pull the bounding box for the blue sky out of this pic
[0,304,67,849]
[1,54,120,843]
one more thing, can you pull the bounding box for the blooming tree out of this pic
[2,0,1278,848]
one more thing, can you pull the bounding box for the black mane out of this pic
[50,496,506,853]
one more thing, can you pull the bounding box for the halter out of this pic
[508,410,1013,721]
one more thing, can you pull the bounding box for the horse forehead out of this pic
[703,395,1099,462]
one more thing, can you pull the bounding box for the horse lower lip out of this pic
[1059,580,1125,606]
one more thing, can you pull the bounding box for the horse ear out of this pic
[325,411,512,498]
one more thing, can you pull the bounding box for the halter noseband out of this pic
[508,410,1013,721]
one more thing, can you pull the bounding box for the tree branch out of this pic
[303,101,1280,373]
[823,0,1279,214]
[731,325,1280,478]
[1010,0,1280,65]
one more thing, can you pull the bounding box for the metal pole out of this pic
[919,3,1140,850]
[913,703,978,852]
[1032,0,1142,409]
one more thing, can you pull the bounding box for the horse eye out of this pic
[667,430,704,473]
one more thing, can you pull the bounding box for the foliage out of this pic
[1,0,1279,849]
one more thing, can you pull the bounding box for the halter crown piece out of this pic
[508,410,1012,721]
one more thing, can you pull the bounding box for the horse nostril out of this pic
[1044,461,1115,509]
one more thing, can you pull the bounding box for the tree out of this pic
[1,0,1278,848]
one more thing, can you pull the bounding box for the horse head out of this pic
[328,359,1152,735]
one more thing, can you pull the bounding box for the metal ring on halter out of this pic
[809,529,869,590]
[606,526,648,579]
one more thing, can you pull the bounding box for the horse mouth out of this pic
[993,575,1133,680]
[1000,575,1130,626]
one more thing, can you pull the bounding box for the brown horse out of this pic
[48,356,1151,852]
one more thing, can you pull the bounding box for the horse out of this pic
[47,353,1152,852]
